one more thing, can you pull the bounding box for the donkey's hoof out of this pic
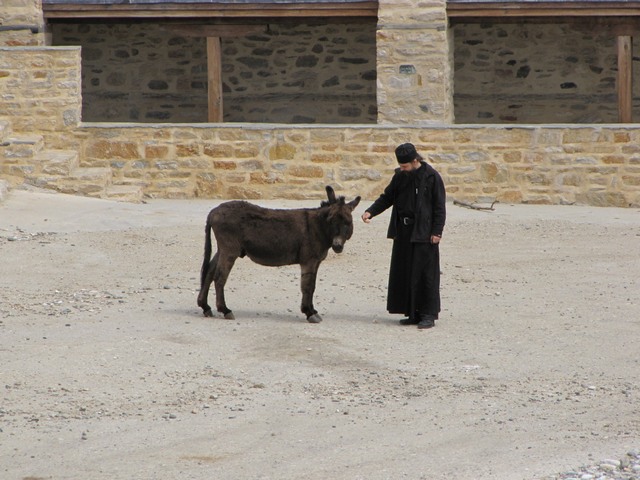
[203,309,213,317]
[224,311,235,320]
[307,314,323,323]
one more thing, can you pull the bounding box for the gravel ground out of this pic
[545,449,640,479]
[1,188,639,480]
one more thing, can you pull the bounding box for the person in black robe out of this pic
[361,143,446,329]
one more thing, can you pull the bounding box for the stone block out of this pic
[578,190,630,207]
[177,158,211,169]
[621,145,640,154]
[308,130,343,143]
[559,174,583,187]
[602,155,626,165]
[227,186,262,199]
[562,129,600,144]
[523,194,552,205]
[463,151,490,163]
[474,128,532,145]
[621,175,640,186]
[360,154,385,166]
[613,132,631,143]
[498,190,523,203]
[213,161,237,170]
[502,151,522,163]
[525,172,551,186]
[447,166,476,175]
[155,161,179,170]
[203,143,233,158]
[218,130,263,142]
[269,143,297,160]
[132,161,150,169]
[221,173,247,184]
[176,144,200,157]
[339,169,381,181]
[575,156,598,165]
[233,146,261,158]
[288,165,324,178]
[105,185,144,203]
[311,153,341,164]
[239,160,264,171]
[451,130,473,144]
[285,132,311,144]
[196,172,219,198]
[480,162,508,183]
[430,152,459,164]
[145,145,169,159]
[249,172,281,185]
[86,140,139,159]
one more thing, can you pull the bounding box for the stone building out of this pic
[1,0,640,206]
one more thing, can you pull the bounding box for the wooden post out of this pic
[207,36,223,123]
[617,35,633,123]
[165,26,265,123]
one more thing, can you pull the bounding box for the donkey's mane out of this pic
[320,196,346,208]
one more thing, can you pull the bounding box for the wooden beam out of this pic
[207,36,223,123]
[42,2,378,19]
[447,2,640,18]
[166,24,265,38]
[617,35,633,123]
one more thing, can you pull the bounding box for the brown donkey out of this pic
[197,186,361,323]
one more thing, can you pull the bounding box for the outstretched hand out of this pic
[361,212,371,223]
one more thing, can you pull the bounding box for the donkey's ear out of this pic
[325,185,337,204]
[347,196,361,211]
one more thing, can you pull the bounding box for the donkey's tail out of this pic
[200,216,213,288]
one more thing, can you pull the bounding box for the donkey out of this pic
[197,186,361,323]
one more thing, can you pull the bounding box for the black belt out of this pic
[401,217,415,225]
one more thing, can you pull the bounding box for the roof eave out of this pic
[448,1,640,18]
[42,1,378,19]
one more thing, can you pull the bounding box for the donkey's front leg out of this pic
[300,262,322,323]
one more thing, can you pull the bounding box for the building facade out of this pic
[1,0,639,206]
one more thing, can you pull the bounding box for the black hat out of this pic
[395,143,417,164]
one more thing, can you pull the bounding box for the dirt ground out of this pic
[1,188,639,480]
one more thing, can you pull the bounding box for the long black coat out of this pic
[365,162,446,317]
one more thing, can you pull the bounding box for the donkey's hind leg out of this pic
[213,253,238,319]
[198,252,219,317]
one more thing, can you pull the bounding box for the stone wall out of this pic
[72,123,640,207]
[0,46,81,133]
[0,0,46,46]
[1,45,639,207]
[453,22,637,123]
[7,1,640,126]
[376,0,454,124]
[49,21,377,124]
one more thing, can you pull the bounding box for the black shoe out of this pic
[399,317,419,326]
[417,314,436,329]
